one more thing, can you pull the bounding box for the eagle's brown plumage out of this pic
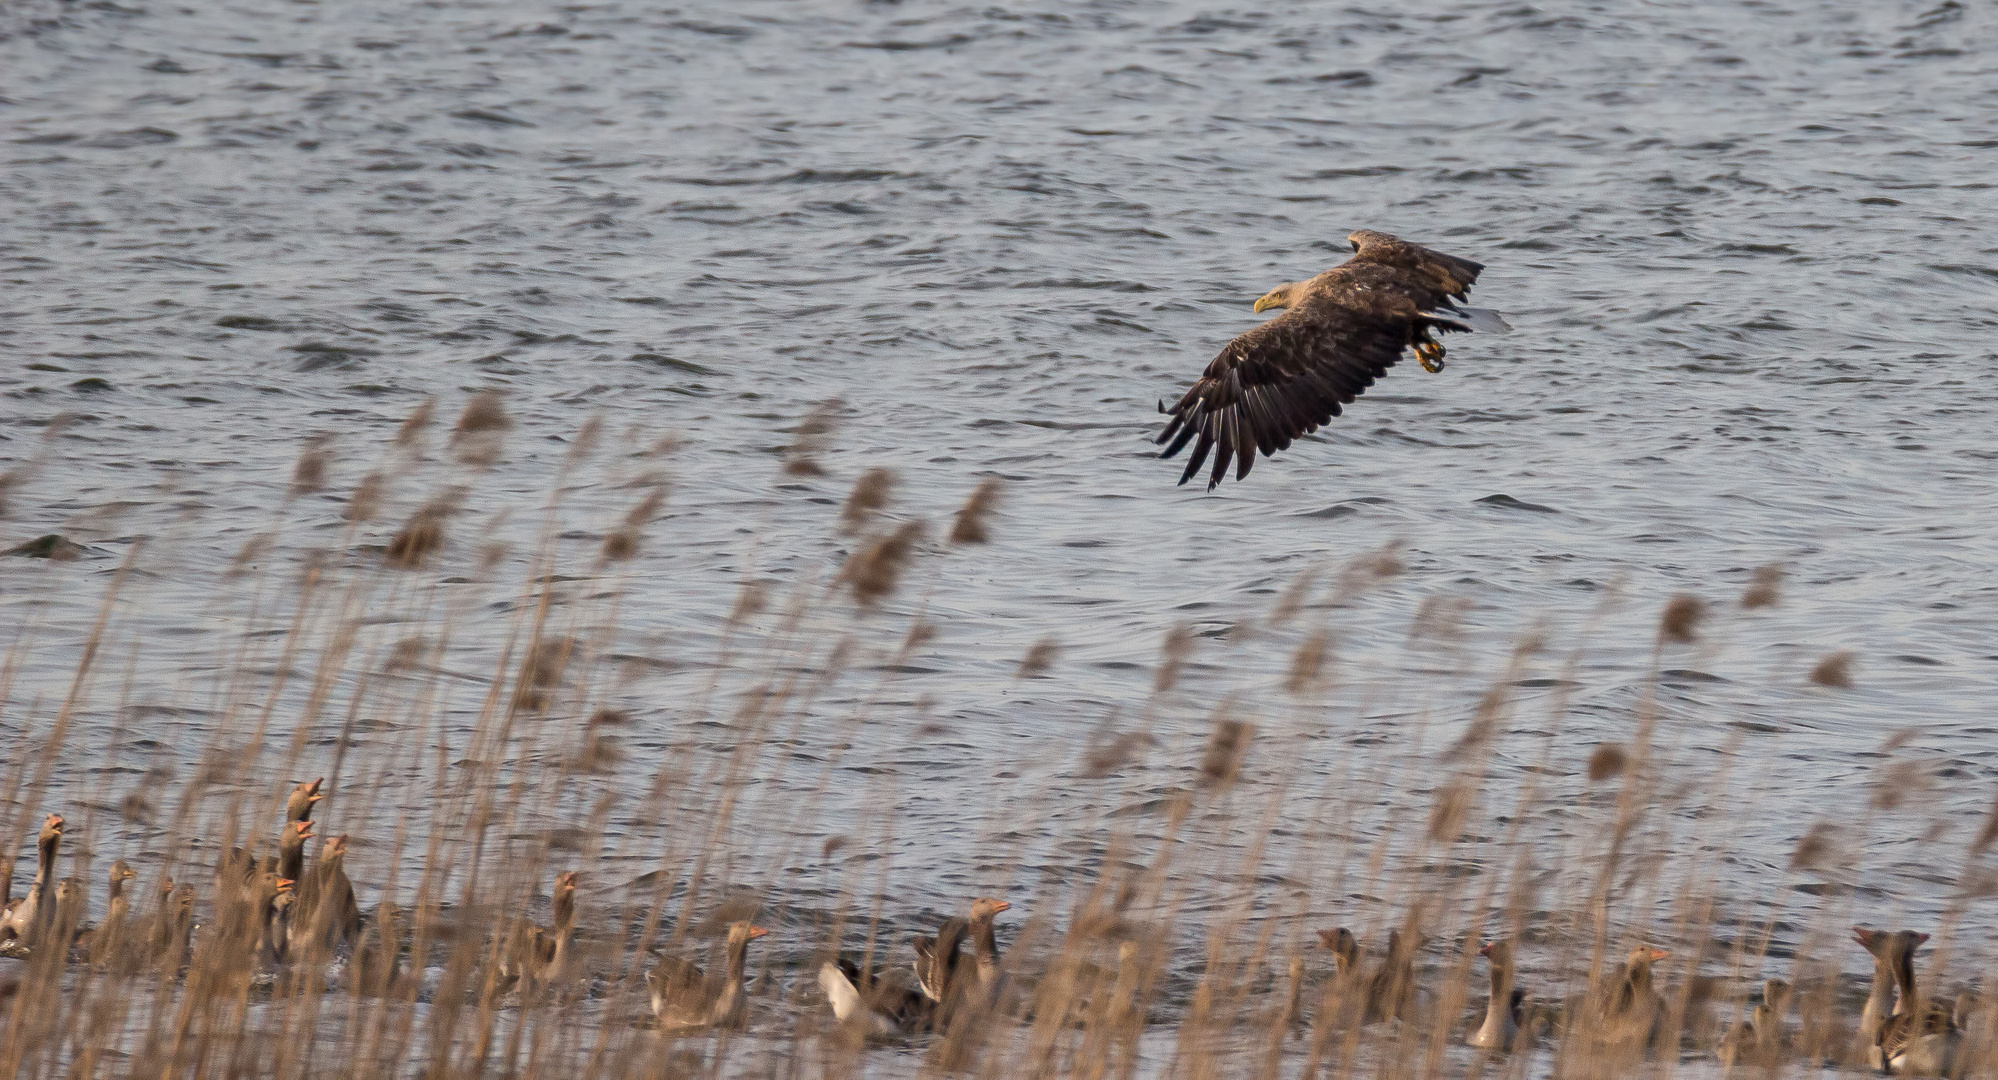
[1157,230,1501,490]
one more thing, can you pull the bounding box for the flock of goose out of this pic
[0,785,1974,1076]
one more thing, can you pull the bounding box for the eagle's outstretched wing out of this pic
[1156,236,1499,491]
[1155,296,1407,491]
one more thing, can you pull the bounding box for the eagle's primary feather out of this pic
[1156,230,1505,490]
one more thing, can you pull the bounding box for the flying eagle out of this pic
[1156,230,1508,490]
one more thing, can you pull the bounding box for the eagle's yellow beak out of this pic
[1253,294,1281,313]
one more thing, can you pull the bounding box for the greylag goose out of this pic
[51,877,87,956]
[498,870,578,992]
[292,833,362,955]
[1602,945,1671,1053]
[648,921,768,1033]
[252,873,296,970]
[276,820,313,884]
[820,956,930,1038]
[0,815,64,950]
[286,778,324,824]
[967,897,1011,993]
[1869,930,1961,1076]
[1716,978,1790,1069]
[1364,928,1419,1024]
[1469,939,1520,1050]
[1855,927,1927,1067]
[350,901,404,997]
[76,860,138,966]
[913,917,970,1005]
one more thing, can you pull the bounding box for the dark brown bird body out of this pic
[1157,230,1503,490]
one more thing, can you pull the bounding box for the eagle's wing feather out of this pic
[1157,295,1409,491]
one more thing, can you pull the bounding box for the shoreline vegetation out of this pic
[0,397,1989,1078]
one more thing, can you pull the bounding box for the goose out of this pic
[292,833,362,955]
[1716,978,1790,1069]
[76,861,138,966]
[820,955,929,1038]
[1855,927,1928,1068]
[0,815,64,949]
[1602,946,1671,1053]
[1870,930,1961,1076]
[276,820,312,884]
[913,917,970,1005]
[648,921,768,1033]
[967,897,1011,993]
[1469,939,1520,1050]
[1364,928,1419,1024]
[349,901,404,997]
[286,778,324,824]
[51,877,87,956]
[497,870,577,992]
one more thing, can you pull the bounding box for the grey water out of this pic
[4,0,1998,1047]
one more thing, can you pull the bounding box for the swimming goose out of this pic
[350,900,404,997]
[1870,930,1960,1075]
[251,873,296,970]
[0,815,64,950]
[77,861,139,966]
[1716,978,1790,1069]
[1469,939,1520,1050]
[913,917,970,1005]
[1602,946,1670,1052]
[820,956,930,1038]
[286,778,324,824]
[648,921,768,1034]
[51,877,87,956]
[498,870,578,992]
[292,833,362,955]
[1855,927,1927,1067]
[1364,929,1419,1024]
[967,897,1011,993]
[276,820,313,884]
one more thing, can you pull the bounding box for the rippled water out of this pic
[5,0,1998,1046]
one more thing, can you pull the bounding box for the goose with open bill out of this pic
[1855,927,1927,1068]
[967,897,1010,993]
[648,921,768,1034]
[1,815,65,951]
[1868,928,1961,1076]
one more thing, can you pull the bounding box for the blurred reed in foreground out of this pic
[0,402,1988,1080]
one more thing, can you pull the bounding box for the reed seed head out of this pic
[1284,630,1329,696]
[288,437,331,499]
[1588,742,1629,782]
[346,472,385,523]
[396,397,435,448]
[450,392,511,465]
[948,478,1002,544]
[840,468,895,533]
[839,520,926,607]
[1659,593,1707,644]
[1809,650,1854,688]
[385,498,451,569]
[1199,717,1251,788]
[1155,623,1194,694]
[1742,564,1784,609]
[782,398,841,475]
[1789,821,1838,870]
[1017,636,1059,678]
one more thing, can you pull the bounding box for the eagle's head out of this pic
[1252,281,1302,314]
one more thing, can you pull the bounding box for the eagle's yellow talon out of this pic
[1415,339,1446,373]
